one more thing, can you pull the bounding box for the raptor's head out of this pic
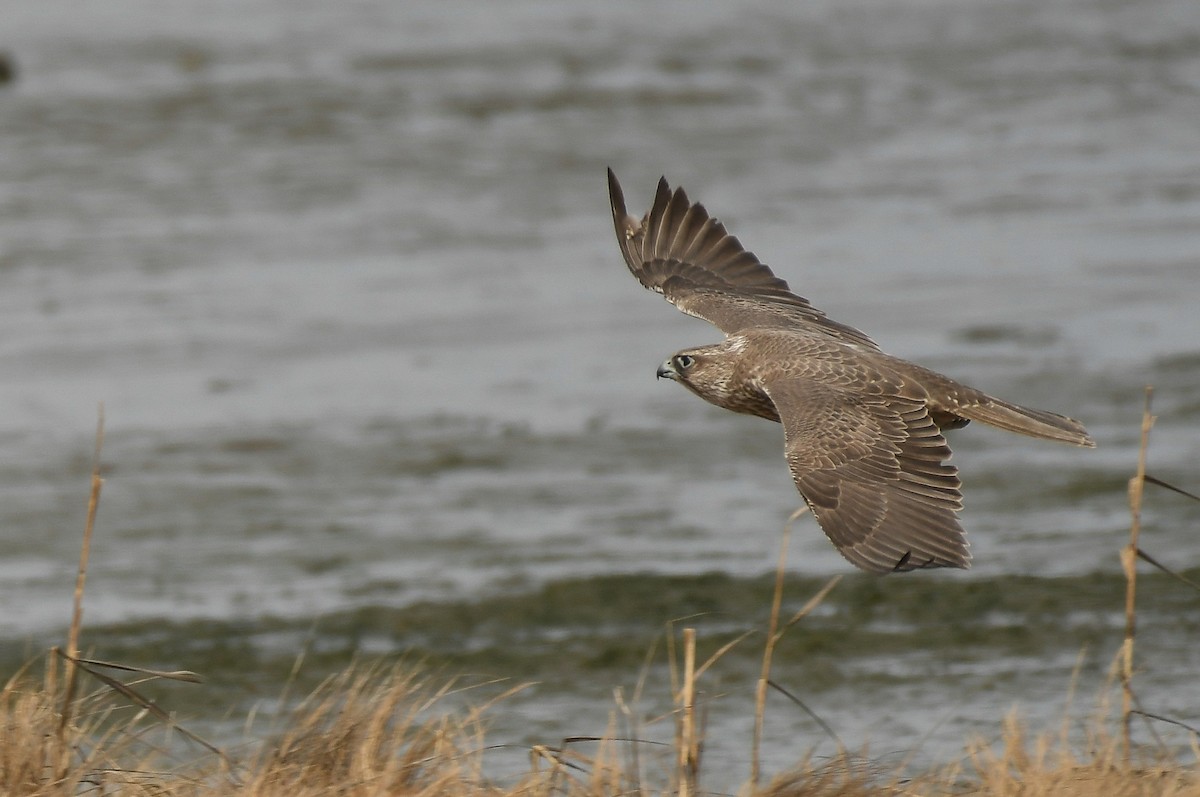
[656,339,779,422]
[657,351,698,382]
[656,345,736,400]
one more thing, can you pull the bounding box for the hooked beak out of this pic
[656,358,678,381]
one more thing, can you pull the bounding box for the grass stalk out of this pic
[57,404,105,745]
[1121,386,1155,759]
[677,626,698,797]
[751,517,791,790]
[752,505,827,790]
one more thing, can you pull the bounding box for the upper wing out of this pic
[761,375,969,574]
[607,168,878,349]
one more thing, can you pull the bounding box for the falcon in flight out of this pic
[607,169,1094,574]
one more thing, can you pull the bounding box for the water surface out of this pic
[3,0,1199,784]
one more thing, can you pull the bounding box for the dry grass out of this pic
[6,399,1200,796]
[5,656,1199,797]
[949,716,1199,797]
[232,667,507,797]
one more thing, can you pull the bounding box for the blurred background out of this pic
[2,0,1199,782]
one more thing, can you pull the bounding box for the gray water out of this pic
[3,0,1200,785]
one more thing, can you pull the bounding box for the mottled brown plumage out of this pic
[609,169,1094,574]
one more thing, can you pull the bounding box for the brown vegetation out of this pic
[5,654,1199,796]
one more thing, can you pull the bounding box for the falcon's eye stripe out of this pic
[676,354,695,369]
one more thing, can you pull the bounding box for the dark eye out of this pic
[675,354,695,369]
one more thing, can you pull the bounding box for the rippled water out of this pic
[3,0,1200,783]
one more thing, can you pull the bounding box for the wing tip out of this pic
[887,548,971,573]
[607,168,644,262]
[606,166,626,216]
[650,175,674,221]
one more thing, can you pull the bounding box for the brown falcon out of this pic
[607,169,1094,574]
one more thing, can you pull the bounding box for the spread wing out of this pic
[761,375,969,573]
[607,168,878,349]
